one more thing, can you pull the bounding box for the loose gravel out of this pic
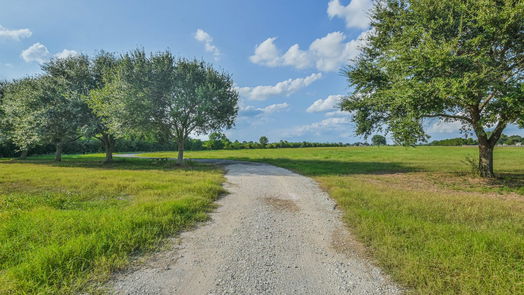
[110,162,401,295]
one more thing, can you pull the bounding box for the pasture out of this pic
[0,156,224,294]
[144,146,524,295]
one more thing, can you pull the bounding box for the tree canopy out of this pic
[342,0,523,177]
[1,49,238,162]
[90,50,238,164]
[372,134,387,146]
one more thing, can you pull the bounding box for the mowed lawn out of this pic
[144,146,524,295]
[0,156,225,294]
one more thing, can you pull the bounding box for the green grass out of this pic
[0,156,225,294]
[144,146,524,295]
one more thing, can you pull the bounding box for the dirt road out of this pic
[111,161,401,294]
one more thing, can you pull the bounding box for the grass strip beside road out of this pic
[0,156,225,294]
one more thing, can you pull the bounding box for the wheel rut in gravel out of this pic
[111,161,401,295]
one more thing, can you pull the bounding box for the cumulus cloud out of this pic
[238,73,322,100]
[239,103,290,117]
[327,0,372,29]
[307,95,344,113]
[0,25,32,41]
[249,37,281,66]
[20,43,50,64]
[194,29,220,59]
[21,43,80,64]
[54,49,80,59]
[250,30,369,72]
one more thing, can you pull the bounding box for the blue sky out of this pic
[1,0,522,143]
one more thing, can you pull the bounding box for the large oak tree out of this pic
[342,0,523,177]
[92,50,238,164]
[169,59,238,163]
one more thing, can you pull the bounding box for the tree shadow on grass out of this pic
[0,156,215,172]
[488,173,524,194]
[1,155,420,176]
[218,157,421,177]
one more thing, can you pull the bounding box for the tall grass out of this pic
[0,157,224,294]
[144,146,524,294]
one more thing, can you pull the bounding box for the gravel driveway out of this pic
[110,161,401,295]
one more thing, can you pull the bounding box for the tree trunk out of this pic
[19,150,28,160]
[55,142,63,162]
[101,134,115,163]
[177,140,185,165]
[478,143,495,178]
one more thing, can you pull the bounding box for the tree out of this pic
[259,136,269,147]
[0,81,8,150]
[97,51,238,163]
[89,50,160,146]
[41,56,93,161]
[371,134,387,146]
[206,132,229,150]
[164,58,238,163]
[84,52,120,163]
[0,78,43,159]
[342,0,523,177]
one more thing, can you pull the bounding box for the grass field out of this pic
[0,156,225,294]
[144,146,524,295]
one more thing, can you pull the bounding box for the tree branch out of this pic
[479,93,495,113]
[67,135,83,143]
[488,120,508,146]
[422,113,472,123]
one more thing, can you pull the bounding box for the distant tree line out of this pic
[0,50,238,163]
[429,134,523,146]
[0,132,355,157]
[201,133,351,150]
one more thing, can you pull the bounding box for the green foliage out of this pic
[499,134,524,145]
[0,157,224,294]
[430,137,478,146]
[371,134,387,146]
[462,155,481,176]
[1,55,107,161]
[259,136,269,146]
[0,78,43,152]
[89,51,239,162]
[40,55,94,146]
[205,132,229,150]
[342,0,524,176]
[431,134,524,146]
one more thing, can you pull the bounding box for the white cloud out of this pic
[307,94,344,113]
[327,0,373,29]
[54,49,79,59]
[238,73,322,100]
[240,103,290,117]
[194,29,220,59]
[260,102,289,113]
[250,30,369,72]
[286,117,350,137]
[0,25,32,41]
[249,37,281,66]
[325,110,348,117]
[282,44,311,69]
[427,120,464,134]
[21,44,80,64]
[20,43,50,64]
